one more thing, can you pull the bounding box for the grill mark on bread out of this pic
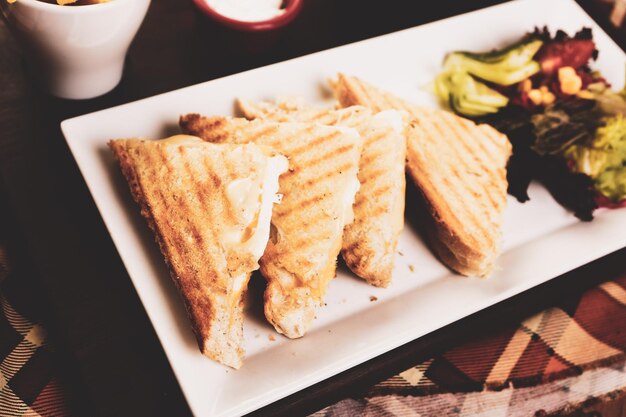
[255,124,314,154]
[370,85,390,112]
[479,125,509,151]
[147,146,191,267]
[221,151,239,182]
[245,125,280,145]
[178,147,203,200]
[307,111,329,122]
[464,118,507,154]
[441,116,505,212]
[477,125,511,165]
[129,145,182,266]
[234,100,406,286]
[349,78,370,108]
[386,95,402,112]
[206,153,242,228]
[287,129,342,156]
[363,130,388,148]
[355,184,393,207]
[351,76,397,112]
[420,114,501,217]
[443,113,500,169]
[359,148,386,168]
[383,95,400,111]
[414,114,501,251]
[245,128,350,183]
[400,101,416,114]
[447,114,502,170]
[180,114,229,143]
[368,203,392,218]
[293,209,345,232]
[360,167,388,186]
[170,147,213,251]
[135,144,192,281]
[354,76,405,114]
[479,126,510,183]
[291,231,332,251]
[332,74,510,276]
[408,121,486,240]
[277,164,354,216]
[111,138,275,367]
[357,166,386,189]
[285,192,326,212]
[484,129,511,184]
[422,136,491,238]
[293,143,356,172]
[180,115,365,332]
[415,110,504,214]
[260,137,286,150]
[354,78,378,111]
[292,162,354,188]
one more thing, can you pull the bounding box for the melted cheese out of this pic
[334,126,361,226]
[225,178,257,225]
[161,136,287,260]
[373,109,405,133]
[342,175,361,226]
[224,152,288,260]
[232,273,248,296]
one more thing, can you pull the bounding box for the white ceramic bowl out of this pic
[0,0,150,99]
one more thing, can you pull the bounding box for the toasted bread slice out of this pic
[238,98,407,287]
[331,74,511,277]
[179,115,363,337]
[238,96,309,121]
[109,135,287,368]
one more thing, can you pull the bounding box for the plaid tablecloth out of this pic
[1,234,625,416]
[0,241,76,417]
[314,272,626,417]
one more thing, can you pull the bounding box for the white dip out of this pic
[207,0,286,22]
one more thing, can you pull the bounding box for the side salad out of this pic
[434,27,626,220]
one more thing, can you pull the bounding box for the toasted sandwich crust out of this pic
[180,115,364,337]
[331,74,511,277]
[109,138,276,368]
[237,99,407,287]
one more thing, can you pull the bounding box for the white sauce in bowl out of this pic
[206,0,286,22]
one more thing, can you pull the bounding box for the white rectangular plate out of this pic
[62,1,626,415]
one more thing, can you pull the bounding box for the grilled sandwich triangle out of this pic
[179,115,363,338]
[331,74,512,277]
[109,135,287,368]
[238,98,407,287]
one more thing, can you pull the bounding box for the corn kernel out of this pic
[528,89,543,105]
[558,66,577,81]
[561,76,582,95]
[539,85,549,94]
[542,92,556,105]
[520,79,532,92]
[577,90,595,100]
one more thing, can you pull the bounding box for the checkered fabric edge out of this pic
[314,273,626,416]
[0,244,74,417]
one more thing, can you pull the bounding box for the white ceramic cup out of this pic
[0,0,151,99]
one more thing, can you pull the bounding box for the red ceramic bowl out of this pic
[192,0,303,32]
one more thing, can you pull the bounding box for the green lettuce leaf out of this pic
[565,114,626,201]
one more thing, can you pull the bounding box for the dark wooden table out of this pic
[1,1,625,416]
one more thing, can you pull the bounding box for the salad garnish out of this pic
[434,27,626,220]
